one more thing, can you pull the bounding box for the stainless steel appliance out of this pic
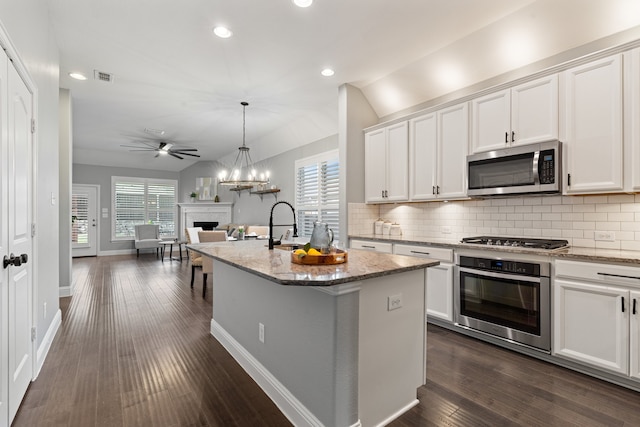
[454,238,564,352]
[467,140,561,197]
[461,236,569,250]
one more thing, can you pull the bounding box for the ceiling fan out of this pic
[121,140,201,160]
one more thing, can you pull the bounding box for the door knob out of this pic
[3,253,28,269]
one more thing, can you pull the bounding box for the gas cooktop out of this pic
[461,236,569,250]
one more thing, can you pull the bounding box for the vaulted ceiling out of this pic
[48,0,640,172]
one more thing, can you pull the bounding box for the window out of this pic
[111,177,178,240]
[295,150,340,241]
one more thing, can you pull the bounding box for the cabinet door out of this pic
[350,239,393,254]
[631,290,640,380]
[364,128,387,203]
[471,89,510,153]
[625,48,640,192]
[563,54,623,194]
[511,74,558,146]
[437,102,468,199]
[553,279,628,374]
[386,122,409,202]
[426,263,454,322]
[409,113,437,201]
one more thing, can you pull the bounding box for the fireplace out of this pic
[193,221,219,230]
[178,202,233,239]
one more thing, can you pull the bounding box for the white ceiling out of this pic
[49,0,536,171]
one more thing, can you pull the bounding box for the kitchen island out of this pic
[188,240,439,427]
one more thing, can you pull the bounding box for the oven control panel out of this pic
[458,256,543,277]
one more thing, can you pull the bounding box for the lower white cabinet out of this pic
[554,260,640,379]
[394,244,454,323]
[350,239,393,254]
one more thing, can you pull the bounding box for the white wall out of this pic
[59,89,72,289]
[0,0,61,356]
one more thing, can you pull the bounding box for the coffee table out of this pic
[160,240,187,262]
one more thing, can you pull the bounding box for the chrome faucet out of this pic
[268,201,298,250]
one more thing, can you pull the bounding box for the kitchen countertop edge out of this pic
[188,240,439,286]
[350,234,640,264]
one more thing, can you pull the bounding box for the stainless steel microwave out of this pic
[467,140,561,197]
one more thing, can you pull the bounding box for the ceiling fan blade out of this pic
[128,141,160,149]
[120,144,156,150]
[170,148,198,152]
[169,152,184,160]
[173,151,200,157]
[154,153,160,158]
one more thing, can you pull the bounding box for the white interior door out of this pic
[6,53,33,425]
[0,43,8,427]
[72,185,98,257]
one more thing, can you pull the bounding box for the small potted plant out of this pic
[189,192,197,202]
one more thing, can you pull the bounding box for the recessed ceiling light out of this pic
[213,26,233,39]
[321,68,335,77]
[69,72,87,80]
[293,0,313,7]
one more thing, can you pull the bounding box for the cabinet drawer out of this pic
[556,259,640,288]
[350,239,393,254]
[394,244,453,262]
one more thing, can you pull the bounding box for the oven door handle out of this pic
[458,266,542,284]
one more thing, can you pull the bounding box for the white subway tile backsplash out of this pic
[349,193,640,249]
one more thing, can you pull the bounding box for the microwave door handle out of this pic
[532,151,540,185]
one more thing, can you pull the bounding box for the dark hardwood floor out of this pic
[13,254,640,426]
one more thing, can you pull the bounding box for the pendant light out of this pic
[218,102,270,188]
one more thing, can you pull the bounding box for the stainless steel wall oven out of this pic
[455,254,551,352]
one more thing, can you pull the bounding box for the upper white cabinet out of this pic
[624,48,640,192]
[409,102,469,201]
[365,122,409,203]
[562,54,623,194]
[471,75,558,153]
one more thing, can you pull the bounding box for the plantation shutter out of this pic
[112,177,177,239]
[294,150,340,241]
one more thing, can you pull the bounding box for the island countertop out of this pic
[187,239,439,286]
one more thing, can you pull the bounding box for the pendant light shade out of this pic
[218,102,270,188]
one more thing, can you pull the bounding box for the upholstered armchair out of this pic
[134,224,162,257]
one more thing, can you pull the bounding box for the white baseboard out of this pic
[97,249,136,256]
[211,319,361,427]
[34,308,61,379]
[59,284,74,297]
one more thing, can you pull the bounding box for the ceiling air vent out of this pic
[94,70,114,83]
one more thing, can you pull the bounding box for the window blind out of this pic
[112,177,177,240]
[294,150,340,241]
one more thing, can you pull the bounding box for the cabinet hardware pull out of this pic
[634,298,637,315]
[410,250,430,255]
[362,245,375,248]
[568,173,571,186]
[622,296,625,313]
[597,272,640,280]
[381,190,384,198]
[505,132,508,143]
[436,186,440,194]
[432,186,436,195]
[511,131,515,142]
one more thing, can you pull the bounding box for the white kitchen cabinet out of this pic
[563,54,623,194]
[624,48,640,192]
[394,244,454,323]
[410,103,468,201]
[471,75,558,153]
[350,239,393,254]
[554,260,640,379]
[364,121,408,203]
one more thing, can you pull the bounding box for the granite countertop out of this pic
[187,239,439,286]
[349,234,640,264]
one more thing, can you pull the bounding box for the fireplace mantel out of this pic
[178,202,233,239]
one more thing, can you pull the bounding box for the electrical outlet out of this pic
[259,323,265,343]
[594,231,615,242]
[388,294,403,311]
[442,226,452,234]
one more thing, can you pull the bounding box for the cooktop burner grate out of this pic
[461,236,569,250]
